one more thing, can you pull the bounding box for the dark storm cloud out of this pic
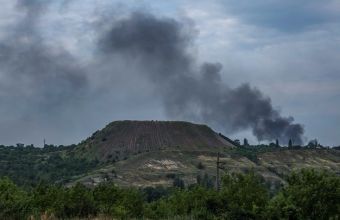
[99,12,304,144]
[0,0,88,111]
[0,0,90,145]
[222,0,340,32]
[16,0,49,14]
[98,12,193,80]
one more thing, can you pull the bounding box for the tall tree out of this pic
[243,138,249,146]
[221,171,269,219]
[288,139,293,148]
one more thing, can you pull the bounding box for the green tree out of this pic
[64,183,97,218]
[112,188,144,219]
[221,171,269,219]
[243,138,249,146]
[30,182,67,218]
[267,169,340,220]
[275,139,279,147]
[173,177,185,189]
[288,139,293,148]
[93,182,119,215]
[197,173,214,189]
[0,177,30,219]
[145,187,221,219]
[143,186,169,202]
[197,162,205,169]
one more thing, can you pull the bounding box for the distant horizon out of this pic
[1,119,337,148]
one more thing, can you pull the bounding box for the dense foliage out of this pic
[0,145,98,187]
[0,168,339,219]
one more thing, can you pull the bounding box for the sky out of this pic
[0,0,339,147]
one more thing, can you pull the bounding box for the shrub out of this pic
[267,169,340,220]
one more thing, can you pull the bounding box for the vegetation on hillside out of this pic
[0,145,98,187]
[0,169,339,219]
[0,141,338,188]
[227,141,335,164]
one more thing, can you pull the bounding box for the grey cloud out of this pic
[98,12,193,80]
[222,0,340,32]
[0,2,88,110]
[0,0,89,145]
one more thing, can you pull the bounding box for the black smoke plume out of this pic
[99,12,304,144]
[0,1,304,145]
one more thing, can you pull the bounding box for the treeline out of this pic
[0,145,98,187]
[1,169,339,219]
[234,137,335,149]
[228,144,339,165]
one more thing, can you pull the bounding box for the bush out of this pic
[197,162,205,169]
[64,183,97,218]
[145,186,221,219]
[173,177,185,189]
[267,169,340,220]
[0,168,339,219]
[221,170,269,219]
[0,177,31,219]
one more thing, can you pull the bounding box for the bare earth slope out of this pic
[73,149,340,188]
[76,120,235,161]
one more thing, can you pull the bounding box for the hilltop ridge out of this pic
[0,120,339,188]
[77,120,235,162]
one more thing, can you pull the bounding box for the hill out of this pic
[76,120,235,162]
[0,120,339,188]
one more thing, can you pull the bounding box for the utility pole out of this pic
[216,152,220,191]
[216,152,226,191]
[43,138,46,148]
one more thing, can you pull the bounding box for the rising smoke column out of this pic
[99,12,305,144]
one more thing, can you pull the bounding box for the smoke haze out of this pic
[99,12,304,144]
[0,1,305,145]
